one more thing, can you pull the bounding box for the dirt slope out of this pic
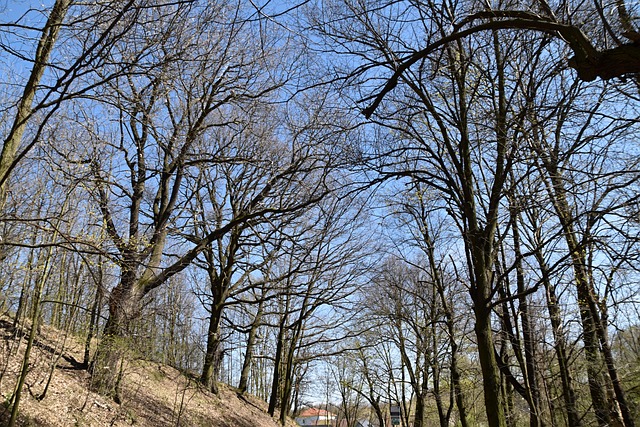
[0,320,295,427]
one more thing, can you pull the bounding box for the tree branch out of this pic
[362,10,640,118]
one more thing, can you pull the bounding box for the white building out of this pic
[295,408,337,427]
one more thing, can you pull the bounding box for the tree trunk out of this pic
[0,0,71,204]
[279,341,296,426]
[357,349,386,427]
[83,274,102,368]
[279,305,307,426]
[200,304,224,394]
[433,262,469,427]
[579,294,611,427]
[372,398,384,427]
[91,273,144,401]
[199,231,238,394]
[466,223,506,427]
[510,205,546,427]
[473,297,507,427]
[414,391,428,427]
[239,299,264,393]
[431,362,447,427]
[542,165,628,426]
[8,241,56,427]
[12,284,27,335]
[450,345,469,427]
[268,321,286,417]
[501,359,516,427]
[536,250,582,427]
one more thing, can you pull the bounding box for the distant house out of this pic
[295,408,337,427]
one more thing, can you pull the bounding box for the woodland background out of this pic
[2,1,640,427]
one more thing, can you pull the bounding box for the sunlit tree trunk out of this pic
[238,298,264,394]
[200,237,237,394]
[0,0,71,205]
[539,154,630,426]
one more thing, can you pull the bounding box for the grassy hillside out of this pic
[0,319,294,427]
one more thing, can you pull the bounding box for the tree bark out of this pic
[238,298,264,394]
[279,339,296,426]
[512,218,545,427]
[200,306,223,394]
[268,320,286,417]
[473,297,508,427]
[83,264,103,368]
[0,0,71,205]
[414,392,427,427]
[91,270,145,401]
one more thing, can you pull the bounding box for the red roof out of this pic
[298,408,335,417]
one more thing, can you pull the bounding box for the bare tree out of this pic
[313,3,560,424]
[265,190,372,425]
[184,111,306,394]
[0,0,170,205]
[312,1,640,424]
[70,1,308,399]
[524,80,640,426]
[331,353,365,427]
[387,183,473,427]
[358,0,640,117]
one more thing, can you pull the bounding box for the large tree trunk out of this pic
[279,308,307,426]
[279,341,296,426]
[552,186,611,427]
[200,305,224,394]
[200,233,238,394]
[458,31,509,424]
[467,225,507,427]
[473,298,507,427]
[91,272,144,401]
[578,291,612,427]
[413,394,426,427]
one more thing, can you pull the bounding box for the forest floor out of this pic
[0,318,296,427]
